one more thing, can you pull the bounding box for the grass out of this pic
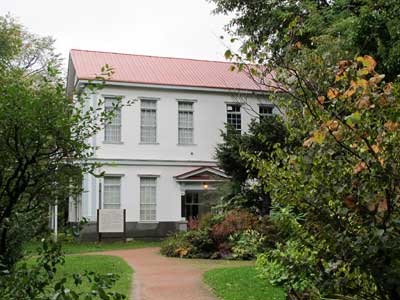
[24,239,161,255]
[26,255,133,299]
[204,266,286,300]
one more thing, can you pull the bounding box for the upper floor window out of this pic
[140,177,157,221]
[178,101,194,144]
[140,99,157,143]
[104,97,121,142]
[226,104,241,132]
[103,176,121,209]
[259,105,274,119]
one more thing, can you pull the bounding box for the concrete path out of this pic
[96,247,217,300]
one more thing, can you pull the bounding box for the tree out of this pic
[0,15,131,267]
[211,0,400,81]
[210,1,400,299]
[254,57,400,300]
[215,115,288,215]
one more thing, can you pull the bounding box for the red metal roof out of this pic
[70,49,271,91]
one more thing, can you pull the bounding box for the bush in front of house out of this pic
[161,209,275,259]
[229,229,267,260]
[160,229,216,258]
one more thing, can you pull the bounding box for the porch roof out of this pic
[174,166,230,182]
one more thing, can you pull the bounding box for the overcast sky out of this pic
[1,0,233,68]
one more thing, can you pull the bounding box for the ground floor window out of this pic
[103,176,121,209]
[140,177,157,221]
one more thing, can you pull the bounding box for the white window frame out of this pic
[259,104,274,119]
[139,176,157,222]
[140,99,158,144]
[104,97,122,143]
[226,103,241,132]
[103,176,121,209]
[178,101,194,145]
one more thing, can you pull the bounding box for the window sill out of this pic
[138,142,159,145]
[103,141,124,144]
[177,143,197,146]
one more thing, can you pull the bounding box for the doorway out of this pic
[181,190,213,220]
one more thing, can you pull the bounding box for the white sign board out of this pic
[98,209,125,233]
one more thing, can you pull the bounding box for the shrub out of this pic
[211,210,258,244]
[187,217,199,231]
[229,229,266,260]
[160,230,215,258]
[198,213,222,231]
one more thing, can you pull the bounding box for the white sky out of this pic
[1,0,233,69]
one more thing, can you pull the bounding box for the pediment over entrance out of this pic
[174,166,229,182]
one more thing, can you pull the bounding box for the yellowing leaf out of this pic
[326,120,339,131]
[303,137,314,148]
[377,199,388,213]
[332,130,343,141]
[327,88,339,99]
[317,96,325,105]
[371,144,381,154]
[355,79,368,88]
[313,130,325,144]
[353,161,367,174]
[356,96,370,109]
[369,74,385,85]
[383,83,392,94]
[384,121,398,132]
[356,55,377,72]
[344,86,356,98]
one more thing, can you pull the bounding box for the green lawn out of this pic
[58,255,133,297]
[26,255,133,299]
[24,239,161,255]
[204,266,285,300]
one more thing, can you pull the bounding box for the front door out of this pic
[181,191,212,220]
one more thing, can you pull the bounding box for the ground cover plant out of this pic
[204,266,285,300]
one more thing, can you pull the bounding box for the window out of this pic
[103,176,121,209]
[104,97,121,142]
[140,177,157,221]
[140,100,157,143]
[178,101,194,144]
[259,105,274,119]
[226,104,241,132]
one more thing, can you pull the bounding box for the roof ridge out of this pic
[70,49,233,65]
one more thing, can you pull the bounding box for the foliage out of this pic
[0,15,133,267]
[161,210,268,259]
[211,0,400,81]
[212,0,400,298]
[216,116,289,214]
[229,229,266,260]
[0,240,126,300]
[251,58,400,299]
[160,230,215,258]
[210,209,258,244]
[204,266,286,300]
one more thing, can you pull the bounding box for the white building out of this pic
[66,49,274,239]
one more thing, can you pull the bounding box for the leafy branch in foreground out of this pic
[252,57,400,299]
[0,239,126,300]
